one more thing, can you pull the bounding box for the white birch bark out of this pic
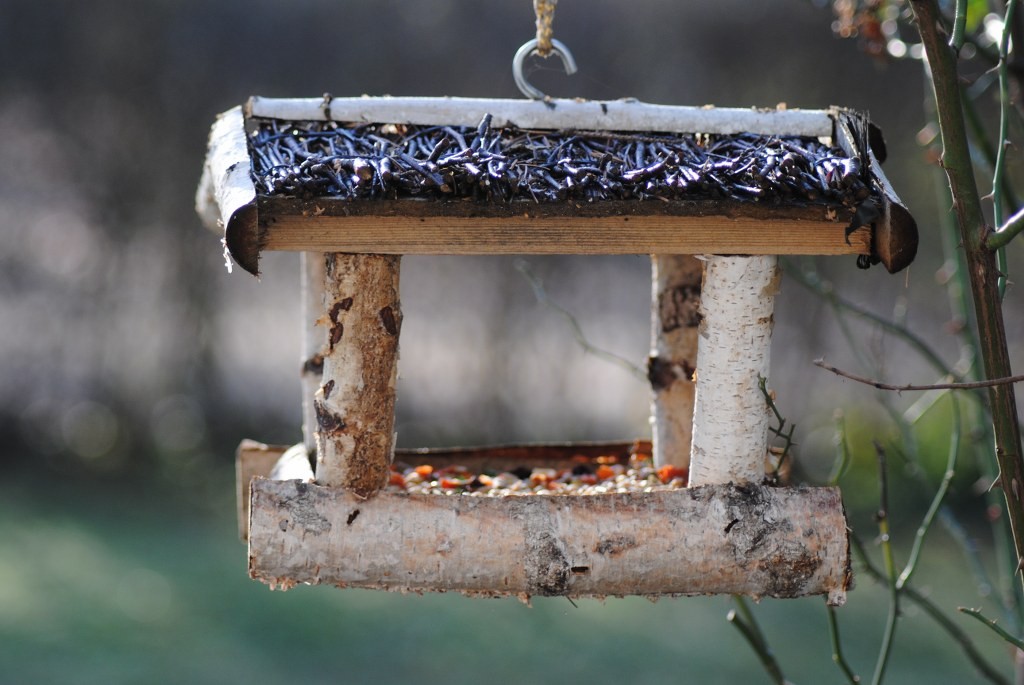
[689,255,780,486]
[301,252,327,454]
[247,96,833,137]
[314,253,402,497]
[649,255,703,469]
[249,478,850,605]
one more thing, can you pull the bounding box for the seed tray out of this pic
[387,450,689,497]
[249,117,871,209]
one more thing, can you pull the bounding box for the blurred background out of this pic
[2,0,1022,682]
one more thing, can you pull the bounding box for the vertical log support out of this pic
[689,255,779,486]
[301,252,327,454]
[649,255,703,468]
[314,253,402,498]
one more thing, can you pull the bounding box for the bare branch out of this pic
[728,596,789,685]
[987,206,1024,251]
[827,605,862,684]
[850,536,1010,685]
[814,359,1024,392]
[960,607,1024,651]
[871,443,900,685]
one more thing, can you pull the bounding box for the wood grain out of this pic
[256,210,871,257]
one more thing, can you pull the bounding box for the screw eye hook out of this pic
[512,38,578,100]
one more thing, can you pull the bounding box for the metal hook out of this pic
[512,38,578,100]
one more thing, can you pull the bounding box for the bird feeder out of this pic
[197,94,917,606]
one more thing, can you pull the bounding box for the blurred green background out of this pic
[2,1,1022,682]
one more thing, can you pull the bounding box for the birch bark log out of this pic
[649,255,703,469]
[313,253,402,498]
[688,255,779,486]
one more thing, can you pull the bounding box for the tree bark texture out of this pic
[314,253,402,498]
[247,96,834,137]
[249,477,850,604]
[301,252,327,454]
[911,0,1024,578]
[649,255,703,468]
[689,255,779,486]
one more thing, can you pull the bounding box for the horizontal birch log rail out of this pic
[235,439,655,541]
[246,96,835,134]
[242,443,851,604]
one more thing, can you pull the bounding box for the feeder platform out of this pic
[197,96,920,605]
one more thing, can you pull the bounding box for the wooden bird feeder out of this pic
[197,95,917,605]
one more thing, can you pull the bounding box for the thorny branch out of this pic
[909,0,1024,594]
[960,607,1024,652]
[851,536,1010,685]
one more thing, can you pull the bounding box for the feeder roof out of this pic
[196,96,917,276]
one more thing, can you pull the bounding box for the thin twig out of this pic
[850,536,1011,685]
[962,92,1021,227]
[827,412,853,486]
[759,376,796,481]
[949,0,967,51]
[872,443,899,685]
[827,605,862,684]
[897,394,961,589]
[815,359,1024,392]
[783,260,957,380]
[514,259,646,380]
[728,596,788,685]
[987,206,1024,251]
[990,0,1018,297]
[960,607,1024,651]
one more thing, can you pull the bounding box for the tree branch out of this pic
[904,0,1024,585]
[728,596,789,685]
[960,607,1024,651]
[871,443,899,685]
[814,359,1024,392]
[828,605,862,685]
[987,206,1024,251]
[851,536,1011,685]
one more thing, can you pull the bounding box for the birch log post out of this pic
[314,253,402,498]
[649,255,702,469]
[301,252,327,454]
[689,255,779,486]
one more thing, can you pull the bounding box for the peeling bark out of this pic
[314,253,402,498]
[301,252,327,455]
[649,255,703,468]
[249,478,850,604]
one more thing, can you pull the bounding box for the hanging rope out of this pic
[514,0,576,99]
[534,0,558,57]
